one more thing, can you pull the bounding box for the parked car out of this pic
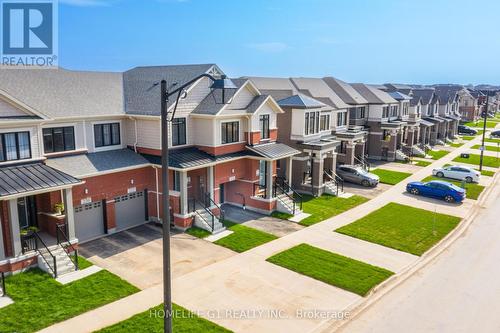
[406,180,466,203]
[458,125,477,135]
[336,165,379,187]
[432,165,480,183]
[491,130,500,138]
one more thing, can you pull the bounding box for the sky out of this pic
[58,0,500,85]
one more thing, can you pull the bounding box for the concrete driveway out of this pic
[79,223,235,289]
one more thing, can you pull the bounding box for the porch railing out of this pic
[56,224,79,271]
[274,176,302,214]
[203,193,225,225]
[21,233,37,254]
[33,232,58,278]
[325,169,344,194]
[354,154,371,171]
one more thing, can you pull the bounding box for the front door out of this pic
[18,196,37,230]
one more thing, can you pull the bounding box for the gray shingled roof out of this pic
[0,68,124,119]
[277,94,326,109]
[410,88,435,105]
[123,64,217,116]
[322,77,369,105]
[290,77,350,109]
[0,163,81,198]
[387,91,412,101]
[351,83,397,104]
[45,149,150,178]
[247,143,300,159]
[433,86,460,104]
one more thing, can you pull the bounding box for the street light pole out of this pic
[479,92,489,171]
[160,79,173,333]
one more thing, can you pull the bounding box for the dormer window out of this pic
[259,114,270,139]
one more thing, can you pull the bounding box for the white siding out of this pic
[0,99,30,117]
[136,119,161,149]
[215,117,247,145]
[368,105,383,120]
[225,86,256,111]
[192,118,215,146]
[250,103,277,132]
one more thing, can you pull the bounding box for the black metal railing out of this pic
[203,193,225,225]
[56,224,79,271]
[0,272,5,297]
[354,155,370,171]
[21,233,37,254]
[326,169,344,193]
[253,183,267,198]
[188,197,196,213]
[33,232,57,278]
[273,176,302,214]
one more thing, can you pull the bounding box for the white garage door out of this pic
[115,191,146,231]
[74,201,105,243]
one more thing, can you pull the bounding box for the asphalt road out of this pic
[339,174,500,333]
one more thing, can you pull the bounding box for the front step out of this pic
[276,194,302,216]
[38,245,77,278]
[194,210,226,234]
[324,181,340,196]
[411,145,426,157]
[436,139,445,145]
[395,150,409,161]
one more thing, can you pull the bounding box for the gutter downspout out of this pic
[155,166,160,220]
[128,116,138,153]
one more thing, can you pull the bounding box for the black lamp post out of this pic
[158,74,236,333]
[479,91,489,171]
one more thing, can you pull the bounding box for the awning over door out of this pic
[0,163,82,199]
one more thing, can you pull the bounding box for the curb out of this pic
[314,169,499,333]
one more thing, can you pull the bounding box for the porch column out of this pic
[286,157,293,185]
[325,151,337,173]
[312,153,324,196]
[0,207,5,260]
[208,165,215,203]
[180,171,188,215]
[345,143,355,165]
[63,189,76,240]
[266,160,273,199]
[8,199,22,257]
[407,128,415,146]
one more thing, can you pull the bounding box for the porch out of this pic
[0,163,82,275]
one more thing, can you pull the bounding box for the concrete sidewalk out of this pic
[39,135,495,333]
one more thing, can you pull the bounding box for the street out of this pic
[339,174,500,333]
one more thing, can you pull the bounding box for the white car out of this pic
[432,165,480,183]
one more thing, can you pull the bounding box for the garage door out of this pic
[115,191,146,231]
[74,201,105,243]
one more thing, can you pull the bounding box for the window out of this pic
[390,105,398,117]
[337,112,347,126]
[259,160,267,186]
[259,114,270,139]
[416,105,421,116]
[172,171,181,191]
[43,127,75,153]
[221,121,239,144]
[402,103,409,116]
[304,111,320,135]
[94,123,120,148]
[320,114,330,131]
[0,132,31,162]
[358,106,366,119]
[382,106,390,118]
[172,118,186,146]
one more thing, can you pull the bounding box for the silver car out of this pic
[336,165,379,187]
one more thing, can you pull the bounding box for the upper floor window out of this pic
[402,103,409,116]
[43,127,75,153]
[320,114,330,131]
[358,106,366,119]
[337,112,347,127]
[172,118,186,146]
[390,105,398,117]
[339,141,347,154]
[382,106,390,118]
[94,123,120,148]
[416,105,421,116]
[221,121,239,144]
[259,114,270,139]
[305,111,320,135]
[0,131,31,162]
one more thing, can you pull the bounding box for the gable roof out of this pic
[123,64,218,116]
[387,91,412,101]
[191,78,246,115]
[350,83,397,104]
[409,88,435,105]
[0,67,124,119]
[322,77,369,105]
[433,85,461,104]
[289,77,350,109]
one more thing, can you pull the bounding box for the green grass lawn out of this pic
[266,244,393,296]
[472,144,500,152]
[0,269,139,333]
[185,226,212,239]
[452,154,500,168]
[484,138,500,144]
[462,121,497,128]
[449,142,464,148]
[370,168,412,185]
[98,303,232,333]
[214,220,278,252]
[461,136,475,141]
[427,150,450,160]
[414,160,432,167]
[78,255,93,269]
[421,175,485,200]
[335,203,461,256]
[297,194,369,227]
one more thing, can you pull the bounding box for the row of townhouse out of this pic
[0,64,463,275]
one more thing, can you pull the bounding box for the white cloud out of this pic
[245,42,289,53]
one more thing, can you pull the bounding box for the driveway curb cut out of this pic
[313,169,499,333]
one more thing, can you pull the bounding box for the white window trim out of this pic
[91,120,124,152]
